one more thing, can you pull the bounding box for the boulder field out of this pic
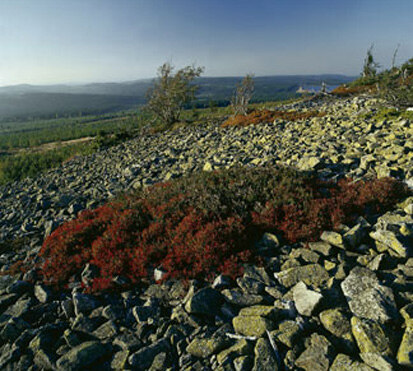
[0,95,412,370]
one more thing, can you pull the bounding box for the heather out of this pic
[221,109,326,127]
[39,166,408,291]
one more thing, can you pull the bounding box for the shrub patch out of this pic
[39,167,408,291]
[221,109,326,127]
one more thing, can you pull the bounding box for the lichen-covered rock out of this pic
[330,353,374,371]
[128,338,170,369]
[111,350,129,370]
[321,231,344,248]
[216,339,253,365]
[275,264,330,288]
[295,333,335,371]
[270,320,301,348]
[319,308,355,351]
[233,315,274,337]
[297,156,321,171]
[351,317,392,356]
[252,337,278,370]
[56,341,109,370]
[370,229,411,258]
[397,326,413,368]
[72,292,99,316]
[341,267,398,323]
[185,287,224,316]
[186,337,228,358]
[360,352,395,371]
[221,289,265,307]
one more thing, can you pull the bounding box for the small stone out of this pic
[233,315,274,337]
[351,317,392,356]
[295,333,334,371]
[360,352,395,371]
[270,320,301,348]
[343,224,365,248]
[153,268,166,282]
[216,339,253,365]
[252,337,279,370]
[341,267,398,323]
[292,281,323,316]
[370,229,411,258]
[128,338,170,369]
[321,231,344,248]
[308,242,333,256]
[275,264,330,288]
[92,320,118,340]
[221,289,265,307]
[185,287,224,316]
[397,326,413,368]
[330,354,374,371]
[186,337,228,358]
[72,292,99,316]
[34,284,52,303]
[320,308,353,341]
[203,162,213,171]
[111,350,129,370]
[56,341,109,370]
[212,275,232,289]
[297,156,321,171]
[149,352,168,370]
[234,355,253,371]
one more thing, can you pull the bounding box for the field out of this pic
[0,110,150,184]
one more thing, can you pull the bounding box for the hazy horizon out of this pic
[0,73,357,89]
[0,0,412,86]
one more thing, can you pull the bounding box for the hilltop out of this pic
[0,93,412,370]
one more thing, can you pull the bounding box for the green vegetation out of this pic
[0,109,153,185]
[146,63,205,127]
[359,106,413,122]
[0,143,94,184]
[0,110,150,151]
[333,50,412,107]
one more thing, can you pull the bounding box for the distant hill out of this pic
[0,75,355,121]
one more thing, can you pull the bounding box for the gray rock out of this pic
[72,292,99,316]
[34,284,52,303]
[128,338,170,369]
[341,267,398,323]
[292,281,323,316]
[56,341,109,370]
[185,287,224,316]
[252,337,279,370]
[295,333,335,371]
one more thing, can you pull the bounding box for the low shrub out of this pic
[330,85,374,97]
[221,109,326,127]
[39,167,409,291]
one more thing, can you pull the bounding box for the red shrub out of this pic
[221,109,326,127]
[38,167,409,292]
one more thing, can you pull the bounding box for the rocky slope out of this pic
[0,95,412,370]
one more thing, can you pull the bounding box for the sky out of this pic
[0,0,412,86]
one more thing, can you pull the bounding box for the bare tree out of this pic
[231,74,254,115]
[391,44,400,69]
[146,62,204,127]
[362,44,380,78]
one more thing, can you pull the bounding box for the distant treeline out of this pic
[0,74,354,122]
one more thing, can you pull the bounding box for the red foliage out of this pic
[38,167,409,292]
[221,109,326,127]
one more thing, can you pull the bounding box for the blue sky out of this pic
[0,0,412,86]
